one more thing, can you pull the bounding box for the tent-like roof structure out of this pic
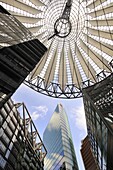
[0,0,113,98]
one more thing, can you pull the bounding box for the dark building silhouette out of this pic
[0,5,47,108]
[0,5,47,170]
[0,99,47,170]
[82,73,113,170]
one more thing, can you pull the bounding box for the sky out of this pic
[12,83,87,170]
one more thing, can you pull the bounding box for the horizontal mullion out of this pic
[30,0,46,6]
[84,33,113,57]
[14,15,42,24]
[88,4,113,18]
[28,25,42,33]
[89,18,113,26]
[86,0,106,9]
[1,0,41,15]
[87,26,113,39]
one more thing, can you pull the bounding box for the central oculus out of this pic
[54,17,72,38]
[48,0,72,40]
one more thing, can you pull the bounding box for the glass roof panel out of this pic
[0,0,113,98]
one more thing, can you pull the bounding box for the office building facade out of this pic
[0,5,47,108]
[81,136,100,170]
[82,73,113,170]
[0,99,47,170]
[43,104,79,170]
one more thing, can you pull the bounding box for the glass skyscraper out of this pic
[43,104,79,170]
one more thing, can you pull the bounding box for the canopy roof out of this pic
[1,0,113,98]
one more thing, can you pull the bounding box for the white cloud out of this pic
[71,105,87,132]
[31,111,40,121]
[31,105,48,121]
